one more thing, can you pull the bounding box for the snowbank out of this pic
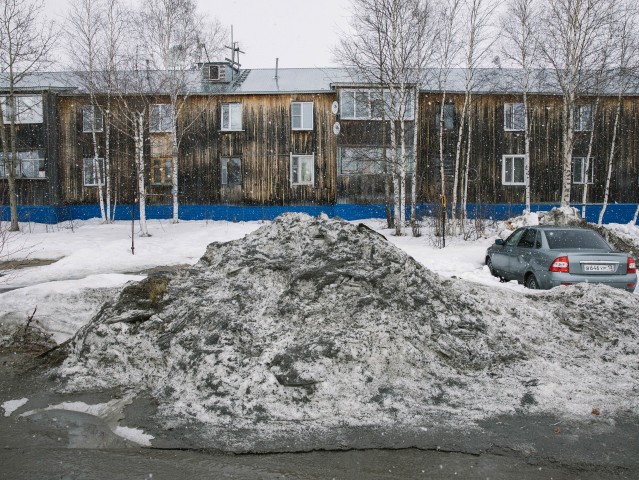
[58,213,639,438]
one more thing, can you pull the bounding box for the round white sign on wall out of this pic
[333,121,341,135]
[331,101,339,115]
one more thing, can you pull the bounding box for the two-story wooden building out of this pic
[2,64,639,222]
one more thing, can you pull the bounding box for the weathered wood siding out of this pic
[417,93,639,206]
[0,93,58,207]
[57,93,338,206]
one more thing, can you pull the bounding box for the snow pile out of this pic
[58,213,639,436]
[538,206,584,226]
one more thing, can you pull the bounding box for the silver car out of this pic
[486,226,637,292]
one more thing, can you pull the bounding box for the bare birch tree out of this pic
[336,0,433,236]
[433,0,463,239]
[336,0,394,227]
[64,0,128,224]
[500,0,539,215]
[598,2,639,225]
[537,0,614,208]
[452,0,499,234]
[137,0,225,224]
[0,0,55,231]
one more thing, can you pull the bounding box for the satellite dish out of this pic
[331,101,339,115]
[333,121,341,135]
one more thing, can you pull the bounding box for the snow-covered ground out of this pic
[1,215,638,343]
[2,213,639,449]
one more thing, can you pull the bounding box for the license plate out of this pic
[583,264,615,272]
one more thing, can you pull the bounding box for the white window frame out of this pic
[149,104,174,133]
[220,156,242,186]
[435,103,455,131]
[151,157,173,185]
[83,157,105,186]
[82,105,104,133]
[290,153,315,186]
[0,150,46,178]
[340,89,414,121]
[504,103,525,131]
[502,155,526,185]
[291,102,314,130]
[574,104,593,132]
[338,146,415,175]
[221,103,242,131]
[1,95,43,124]
[573,156,595,184]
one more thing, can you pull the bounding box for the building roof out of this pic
[1,66,637,96]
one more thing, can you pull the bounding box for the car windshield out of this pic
[544,229,610,250]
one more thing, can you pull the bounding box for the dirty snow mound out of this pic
[59,213,639,437]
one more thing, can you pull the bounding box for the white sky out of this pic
[44,0,350,69]
[202,0,350,68]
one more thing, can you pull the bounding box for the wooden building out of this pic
[2,64,639,219]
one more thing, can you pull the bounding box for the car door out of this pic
[509,228,538,282]
[492,228,526,278]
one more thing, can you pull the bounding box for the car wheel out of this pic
[486,257,497,277]
[525,274,538,289]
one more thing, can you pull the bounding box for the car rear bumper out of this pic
[547,273,637,292]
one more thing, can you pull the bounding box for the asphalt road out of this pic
[1,351,638,480]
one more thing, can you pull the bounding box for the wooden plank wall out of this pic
[418,93,639,206]
[57,93,338,206]
[31,90,639,208]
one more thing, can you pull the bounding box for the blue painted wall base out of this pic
[2,203,638,225]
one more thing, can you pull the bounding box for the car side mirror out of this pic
[495,239,505,246]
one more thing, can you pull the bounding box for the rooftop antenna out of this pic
[224,25,244,79]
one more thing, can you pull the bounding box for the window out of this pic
[504,228,525,247]
[83,157,105,186]
[340,89,414,120]
[502,155,526,185]
[221,103,242,131]
[149,104,174,132]
[83,105,103,133]
[544,229,610,250]
[221,157,242,185]
[290,153,314,186]
[433,153,455,177]
[435,103,454,130]
[339,146,415,175]
[574,104,593,131]
[291,102,313,130]
[1,96,43,124]
[0,151,46,178]
[151,158,173,185]
[504,103,525,131]
[518,228,539,249]
[573,157,594,184]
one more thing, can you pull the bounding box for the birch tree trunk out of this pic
[439,92,447,198]
[8,94,19,231]
[90,121,106,223]
[561,95,575,207]
[581,97,599,219]
[523,89,531,214]
[135,112,150,237]
[105,106,112,222]
[171,127,179,223]
[598,97,621,226]
[462,95,473,232]
[451,91,470,235]
[390,112,401,236]
[410,86,418,234]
